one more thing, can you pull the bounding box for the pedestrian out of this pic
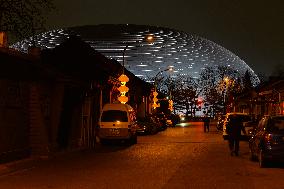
[203,115,210,132]
[226,116,246,156]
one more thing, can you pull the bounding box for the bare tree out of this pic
[160,75,200,116]
[0,0,55,43]
[256,72,268,83]
[243,70,254,91]
[199,65,242,115]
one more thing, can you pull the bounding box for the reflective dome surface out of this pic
[12,24,259,85]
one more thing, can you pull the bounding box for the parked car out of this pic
[249,115,284,167]
[222,112,252,140]
[243,120,258,137]
[166,119,173,127]
[98,103,137,145]
[155,113,168,131]
[136,117,159,135]
[168,114,180,126]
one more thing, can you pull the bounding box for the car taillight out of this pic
[264,134,273,142]
[264,133,277,144]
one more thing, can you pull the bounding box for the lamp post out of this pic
[152,67,173,110]
[122,34,155,74]
[122,44,130,74]
[118,35,155,104]
[153,67,173,88]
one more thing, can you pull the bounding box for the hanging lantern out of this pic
[118,74,129,104]
[118,85,129,95]
[152,90,160,109]
[168,99,173,111]
[118,74,129,84]
[153,91,158,97]
[118,95,129,104]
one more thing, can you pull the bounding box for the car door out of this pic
[250,118,263,154]
[254,117,267,154]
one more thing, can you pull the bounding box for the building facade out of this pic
[0,36,153,163]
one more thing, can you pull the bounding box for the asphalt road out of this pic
[0,122,284,189]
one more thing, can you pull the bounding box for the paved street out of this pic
[0,122,284,189]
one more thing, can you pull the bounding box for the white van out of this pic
[98,103,138,144]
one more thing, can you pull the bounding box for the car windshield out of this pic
[101,110,128,122]
[267,117,284,131]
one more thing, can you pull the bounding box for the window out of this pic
[101,110,128,122]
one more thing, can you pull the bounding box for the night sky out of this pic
[46,0,284,77]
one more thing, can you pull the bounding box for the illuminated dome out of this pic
[12,24,259,85]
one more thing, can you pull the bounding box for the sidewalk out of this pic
[0,158,38,177]
[0,148,86,177]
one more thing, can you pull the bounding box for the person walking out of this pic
[226,116,246,156]
[203,115,210,132]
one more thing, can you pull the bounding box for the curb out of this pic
[0,158,37,177]
[0,148,86,177]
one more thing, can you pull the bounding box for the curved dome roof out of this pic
[12,24,259,85]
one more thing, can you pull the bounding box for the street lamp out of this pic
[152,67,173,109]
[122,44,130,74]
[122,34,154,73]
[153,67,173,86]
[118,35,155,104]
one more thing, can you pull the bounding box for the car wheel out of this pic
[129,135,137,145]
[151,127,158,135]
[133,135,137,144]
[258,150,267,168]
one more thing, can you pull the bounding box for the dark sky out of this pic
[46,0,284,77]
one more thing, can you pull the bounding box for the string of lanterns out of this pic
[152,90,160,109]
[117,74,129,104]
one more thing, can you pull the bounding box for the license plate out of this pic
[109,128,120,136]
